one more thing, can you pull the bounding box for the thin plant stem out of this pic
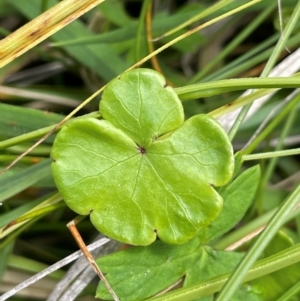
[225,226,265,251]
[242,148,300,161]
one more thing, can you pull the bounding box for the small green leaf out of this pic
[51,69,234,245]
[96,236,243,301]
[201,165,261,243]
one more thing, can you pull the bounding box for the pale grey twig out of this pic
[47,236,121,301]
[46,248,98,301]
[0,237,110,301]
[58,265,96,301]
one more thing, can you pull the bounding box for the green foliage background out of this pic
[1,0,300,300]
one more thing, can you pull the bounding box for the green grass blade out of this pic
[0,103,63,141]
[176,76,300,100]
[0,158,52,203]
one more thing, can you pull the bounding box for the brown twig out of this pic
[67,217,120,301]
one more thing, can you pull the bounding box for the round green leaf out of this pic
[51,69,234,246]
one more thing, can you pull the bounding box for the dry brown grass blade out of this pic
[0,0,105,68]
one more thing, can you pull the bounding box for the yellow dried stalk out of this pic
[0,0,105,68]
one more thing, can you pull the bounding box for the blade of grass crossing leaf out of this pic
[3,75,299,152]
[213,203,300,250]
[148,242,300,301]
[215,183,300,301]
[2,74,296,151]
